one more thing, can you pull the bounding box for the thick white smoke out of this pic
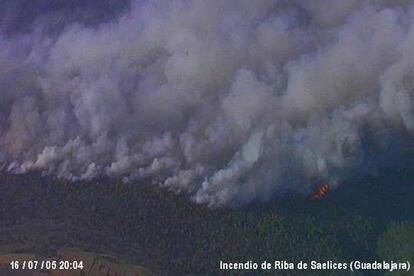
[0,0,413,207]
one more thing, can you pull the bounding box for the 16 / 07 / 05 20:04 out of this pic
[10,259,84,271]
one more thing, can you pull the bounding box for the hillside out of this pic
[0,169,412,275]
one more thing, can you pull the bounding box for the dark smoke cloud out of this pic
[0,0,413,207]
[0,0,131,35]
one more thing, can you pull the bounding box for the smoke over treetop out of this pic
[0,0,413,207]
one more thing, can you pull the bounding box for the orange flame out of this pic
[311,184,332,201]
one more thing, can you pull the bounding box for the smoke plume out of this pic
[0,0,413,207]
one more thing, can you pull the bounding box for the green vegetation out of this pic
[0,172,412,275]
[377,223,414,276]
